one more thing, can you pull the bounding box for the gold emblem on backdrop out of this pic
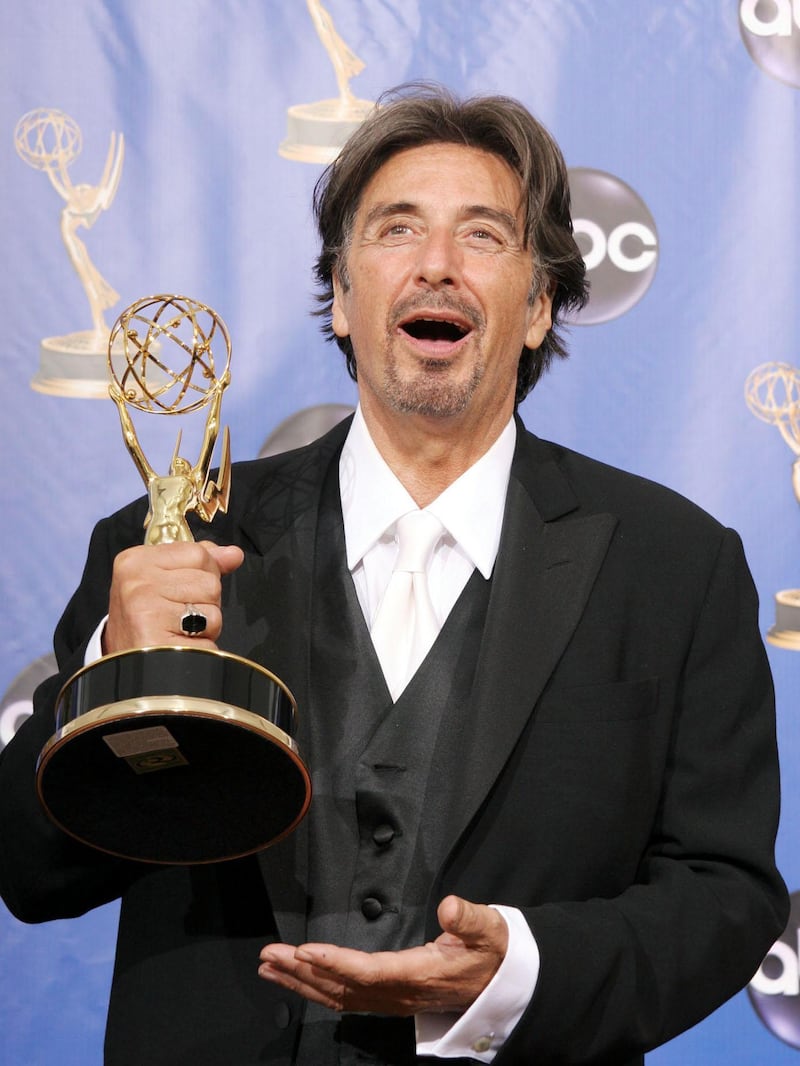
[279,0,374,164]
[745,361,800,650]
[15,108,125,398]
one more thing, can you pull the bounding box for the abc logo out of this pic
[749,890,800,1048]
[0,653,56,751]
[739,0,800,87]
[0,700,33,748]
[567,167,658,325]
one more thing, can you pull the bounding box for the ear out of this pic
[331,271,350,339]
[524,288,553,350]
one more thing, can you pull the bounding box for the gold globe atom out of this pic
[745,362,800,427]
[14,108,82,171]
[108,295,232,415]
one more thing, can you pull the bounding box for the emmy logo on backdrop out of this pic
[745,361,800,650]
[36,295,311,864]
[279,0,374,163]
[15,108,125,398]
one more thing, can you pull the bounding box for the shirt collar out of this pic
[340,406,516,579]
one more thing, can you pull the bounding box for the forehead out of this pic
[356,142,525,219]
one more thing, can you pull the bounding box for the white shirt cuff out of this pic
[84,616,108,665]
[414,905,539,1061]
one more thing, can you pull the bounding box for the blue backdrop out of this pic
[2,2,799,1061]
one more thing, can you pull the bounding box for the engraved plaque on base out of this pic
[35,295,311,863]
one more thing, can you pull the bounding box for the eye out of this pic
[463,226,505,249]
[374,220,417,243]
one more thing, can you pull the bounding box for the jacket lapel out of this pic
[428,427,618,866]
[217,419,350,948]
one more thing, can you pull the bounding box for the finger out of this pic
[112,542,236,605]
[259,947,347,1011]
[287,942,450,1009]
[174,603,223,646]
[263,942,417,999]
[106,543,232,652]
[111,560,222,619]
[437,895,507,951]
[197,541,244,575]
[258,938,496,1016]
[287,942,401,981]
[122,541,220,573]
[115,542,240,583]
[259,970,344,1012]
[106,597,222,652]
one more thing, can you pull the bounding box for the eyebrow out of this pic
[361,201,521,238]
[361,202,416,230]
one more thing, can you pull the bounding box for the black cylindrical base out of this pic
[36,647,311,865]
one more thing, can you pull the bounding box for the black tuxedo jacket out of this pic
[0,417,788,1065]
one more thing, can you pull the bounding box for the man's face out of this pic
[331,142,552,435]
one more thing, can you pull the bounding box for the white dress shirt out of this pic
[340,407,539,1061]
[341,406,513,631]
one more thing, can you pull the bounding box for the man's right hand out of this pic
[103,541,244,654]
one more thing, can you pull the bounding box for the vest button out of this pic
[361,896,384,919]
[372,823,395,846]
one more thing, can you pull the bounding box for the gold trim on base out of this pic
[767,628,800,651]
[31,375,111,398]
[40,693,301,763]
[768,589,800,652]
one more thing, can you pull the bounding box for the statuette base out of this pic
[767,589,800,651]
[32,331,134,399]
[32,332,113,398]
[279,97,374,164]
[37,647,312,864]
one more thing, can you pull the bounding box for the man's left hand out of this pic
[257,895,508,1015]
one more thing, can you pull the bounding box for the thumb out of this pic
[437,895,506,950]
[200,542,245,575]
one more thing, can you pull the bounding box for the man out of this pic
[0,85,788,1065]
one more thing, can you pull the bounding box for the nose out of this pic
[414,229,462,288]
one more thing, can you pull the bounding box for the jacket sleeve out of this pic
[495,528,788,1063]
[0,508,147,923]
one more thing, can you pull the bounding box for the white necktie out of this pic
[370,510,444,701]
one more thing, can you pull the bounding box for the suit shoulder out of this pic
[529,432,728,538]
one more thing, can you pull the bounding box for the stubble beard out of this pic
[381,344,485,417]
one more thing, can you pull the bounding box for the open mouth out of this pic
[399,316,471,344]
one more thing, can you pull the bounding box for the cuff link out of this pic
[471,1033,495,1054]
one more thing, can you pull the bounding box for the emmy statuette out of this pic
[36,296,311,863]
[15,108,125,398]
[745,361,800,650]
[279,0,374,163]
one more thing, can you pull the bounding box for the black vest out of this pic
[294,464,492,1066]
